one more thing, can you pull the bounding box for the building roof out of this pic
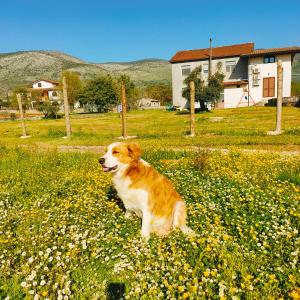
[241,46,300,57]
[170,43,254,63]
[31,79,60,85]
[223,80,248,86]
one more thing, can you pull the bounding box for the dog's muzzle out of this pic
[102,165,118,172]
[99,158,117,172]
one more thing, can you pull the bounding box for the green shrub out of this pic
[285,127,300,135]
[37,101,61,119]
[10,113,17,120]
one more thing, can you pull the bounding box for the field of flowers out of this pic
[0,146,299,299]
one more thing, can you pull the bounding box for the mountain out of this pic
[96,59,171,84]
[0,51,171,97]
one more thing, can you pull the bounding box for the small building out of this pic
[170,43,300,109]
[138,98,161,109]
[28,79,61,102]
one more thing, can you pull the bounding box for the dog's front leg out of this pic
[141,210,151,241]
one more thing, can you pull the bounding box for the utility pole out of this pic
[189,81,195,137]
[209,38,213,78]
[276,60,283,134]
[16,93,29,138]
[121,81,127,138]
[63,75,72,138]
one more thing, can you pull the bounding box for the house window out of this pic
[52,91,57,97]
[38,82,42,87]
[181,65,191,76]
[226,60,236,73]
[202,64,209,74]
[264,56,275,64]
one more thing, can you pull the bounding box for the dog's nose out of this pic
[98,158,105,165]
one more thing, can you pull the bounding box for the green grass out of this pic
[0,147,299,299]
[0,107,300,151]
[0,107,300,298]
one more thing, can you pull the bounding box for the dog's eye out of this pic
[113,151,119,154]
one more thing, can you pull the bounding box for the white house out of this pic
[28,79,60,102]
[170,43,300,109]
[138,98,161,109]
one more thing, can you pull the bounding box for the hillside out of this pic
[96,59,171,84]
[0,51,171,97]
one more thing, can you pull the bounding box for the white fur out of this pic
[101,143,194,240]
[113,173,151,240]
[102,142,122,171]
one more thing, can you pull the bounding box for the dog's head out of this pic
[99,142,141,173]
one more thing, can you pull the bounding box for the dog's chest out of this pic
[113,176,148,214]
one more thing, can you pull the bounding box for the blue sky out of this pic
[1,0,299,62]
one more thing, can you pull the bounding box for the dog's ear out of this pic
[127,143,141,160]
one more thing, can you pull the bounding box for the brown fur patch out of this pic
[124,160,184,222]
[112,143,141,164]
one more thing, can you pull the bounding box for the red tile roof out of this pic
[170,43,254,63]
[223,80,248,86]
[241,46,300,57]
[31,79,60,85]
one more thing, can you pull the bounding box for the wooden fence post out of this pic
[63,76,72,138]
[17,93,29,138]
[121,81,127,138]
[276,60,283,134]
[189,81,195,137]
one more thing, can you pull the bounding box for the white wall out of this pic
[32,81,57,89]
[172,56,248,109]
[224,85,249,108]
[248,54,292,103]
[48,90,59,100]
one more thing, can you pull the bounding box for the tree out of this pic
[79,75,118,112]
[203,71,225,107]
[182,65,224,111]
[291,81,300,96]
[11,87,30,111]
[60,71,82,106]
[182,66,206,110]
[144,83,172,104]
[36,101,60,119]
[115,74,138,109]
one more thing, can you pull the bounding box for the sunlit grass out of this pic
[0,107,299,151]
[0,147,299,299]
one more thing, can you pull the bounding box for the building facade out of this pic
[28,79,60,102]
[170,43,300,109]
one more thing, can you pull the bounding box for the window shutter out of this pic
[263,78,269,97]
[269,77,275,97]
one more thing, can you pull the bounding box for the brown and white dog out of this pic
[99,142,194,240]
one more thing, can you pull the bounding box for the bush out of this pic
[10,113,17,120]
[37,101,61,119]
[194,149,210,171]
[285,127,300,135]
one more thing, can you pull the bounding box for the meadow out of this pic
[0,107,300,299]
[0,107,300,151]
[0,146,300,299]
